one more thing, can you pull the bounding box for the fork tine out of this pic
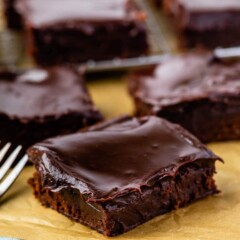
[0,155,28,198]
[0,143,11,163]
[0,146,22,181]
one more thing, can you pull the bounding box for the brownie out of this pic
[163,0,240,49]
[16,0,149,66]
[0,66,102,149]
[28,116,221,236]
[128,53,240,143]
[3,0,23,29]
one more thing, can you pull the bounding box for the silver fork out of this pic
[0,142,28,198]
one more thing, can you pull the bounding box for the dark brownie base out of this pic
[180,28,240,49]
[29,159,218,236]
[0,112,102,150]
[134,98,240,143]
[28,23,148,66]
[3,0,23,29]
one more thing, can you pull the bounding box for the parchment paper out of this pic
[0,79,240,240]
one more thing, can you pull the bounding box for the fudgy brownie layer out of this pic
[0,112,100,148]
[29,22,148,66]
[133,98,240,143]
[29,158,218,236]
[181,28,240,49]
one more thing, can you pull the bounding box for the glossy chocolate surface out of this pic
[18,0,142,27]
[29,116,220,202]
[0,67,99,121]
[131,54,240,110]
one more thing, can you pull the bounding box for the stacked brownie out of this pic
[0,67,102,148]
[28,116,221,236]
[163,0,240,49]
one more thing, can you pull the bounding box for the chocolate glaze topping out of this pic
[18,0,143,27]
[29,116,221,202]
[132,54,240,111]
[0,67,99,121]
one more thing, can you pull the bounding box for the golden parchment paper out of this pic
[0,78,240,240]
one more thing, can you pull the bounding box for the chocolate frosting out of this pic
[28,116,221,202]
[18,0,143,27]
[0,67,99,121]
[131,54,240,111]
